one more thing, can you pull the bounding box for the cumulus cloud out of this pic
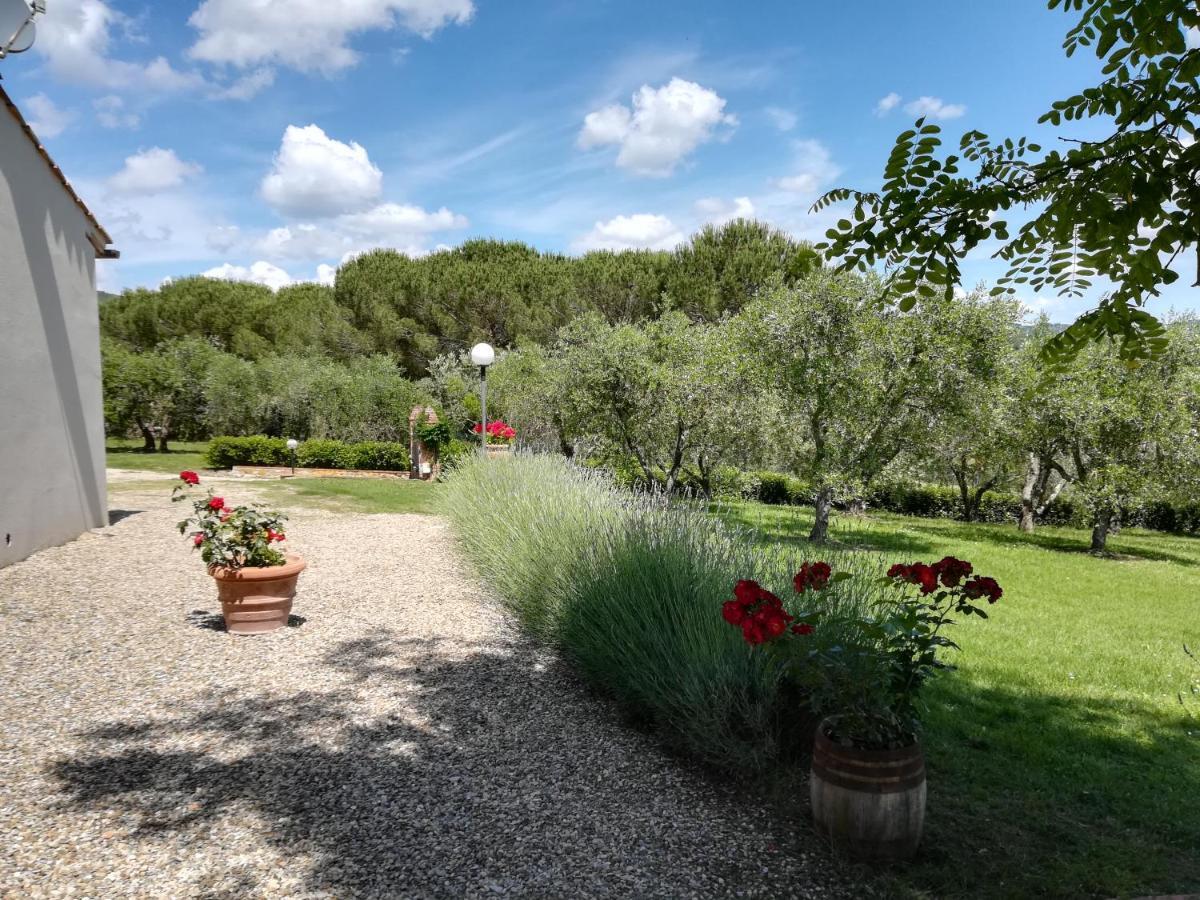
[261,124,383,218]
[875,92,901,116]
[573,213,685,252]
[904,95,966,120]
[578,78,737,176]
[202,261,294,291]
[772,140,841,195]
[316,264,338,286]
[694,196,755,226]
[93,95,139,129]
[254,203,468,260]
[765,107,797,132]
[23,94,73,138]
[107,148,203,195]
[187,0,474,74]
[35,0,202,91]
[206,225,242,253]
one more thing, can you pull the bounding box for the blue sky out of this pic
[2,0,1195,320]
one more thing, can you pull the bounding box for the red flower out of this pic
[266,529,285,543]
[722,600,747,626]
[963,576,1003,603]
[792,623,815,636]
[733,579,765,605]
[208,497,225,512]
[794,561,832,593]
[193,534,203,546]
[179,470,200,485]
[932,556,973,588]
[473,423,483,434]
[888,561,939,594]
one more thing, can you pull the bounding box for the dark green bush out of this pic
[204,436,288,469]
[297,439,353,469]
[345,441,411,471]
[754,471,812,506]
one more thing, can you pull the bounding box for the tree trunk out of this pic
[157,433,170,453]
[953,458,975,522]
[810,485,834,543]
[1090,508,1113,552]
[138,422,156,452]
[1019,453,1041,533]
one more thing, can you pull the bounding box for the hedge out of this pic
[204,436,410,472]
[746,472,1200,535]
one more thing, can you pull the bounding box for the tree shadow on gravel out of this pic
[48,631,852,899]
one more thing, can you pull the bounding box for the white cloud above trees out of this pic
[107,147,203,195]
[260,125,383,218]
[578,78,737,176]
[573,213,685,252]
[903,95,966,120]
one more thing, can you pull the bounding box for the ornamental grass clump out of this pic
[439,453,882,769]
[172,471,289,570]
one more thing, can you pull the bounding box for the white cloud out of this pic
[904,96,966,120]
[210,68,276,101]
[765,106,797,132]
[35,0,202,91]
[1185,26,1199,49]
[107,148,202,195]
[875,92,901,116]
[187,0,474,74]
[202,261,294,291]
[573,213,685,252]
[23,94,73,138]
[316,264,337,286]
[254,203,468,260]
[694,196,755,226]
[578,78,737,177]
[261,124,383,218]
[93,95,139,129]
[772,139,841,195]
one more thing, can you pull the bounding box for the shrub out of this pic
[439,453,882,770]
[754,471,811,506]
[345,441,410,472]
[296,439,353,469]
[204,436,288,469]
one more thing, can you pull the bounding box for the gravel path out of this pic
[0,483,858,899]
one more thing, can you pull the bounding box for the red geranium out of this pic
[179,470,200,486]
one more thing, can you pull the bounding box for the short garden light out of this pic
[469,342,495,455]
[286,438,298,475]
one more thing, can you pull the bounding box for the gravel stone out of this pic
[0,484,862,899]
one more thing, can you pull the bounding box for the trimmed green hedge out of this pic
[204,436,410,472]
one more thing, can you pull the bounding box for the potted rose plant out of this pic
[173,471,306,634]
[473,419,516,455]
[722,556,1002,860]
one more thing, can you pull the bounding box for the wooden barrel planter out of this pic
[810,719,926,861]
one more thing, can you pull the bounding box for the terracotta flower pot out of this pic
[209,553,306,635]
[809,718,926,861]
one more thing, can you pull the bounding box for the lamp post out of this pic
[286,438,298,475]
[469,342,495,455]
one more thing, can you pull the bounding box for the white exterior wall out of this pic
[0,107,108,567]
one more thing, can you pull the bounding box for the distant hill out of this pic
[98,291,119,303]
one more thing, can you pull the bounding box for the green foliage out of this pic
[172,480,288,571]
[815,0,1200,362]
[204,436,290,468]
[297,439,354,469]
[343,441,411,472]
[439,454,881,768]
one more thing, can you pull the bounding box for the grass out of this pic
[715,500,1200,899]
[254,477,439,515]
[106,438,209,474]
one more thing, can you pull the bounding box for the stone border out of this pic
[231,465,416,480]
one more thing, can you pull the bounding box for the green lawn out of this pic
[253,477,439,515]
[715,500,1200,899]
[106,438,209,474]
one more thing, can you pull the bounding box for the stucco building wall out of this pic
[0,101,109,567]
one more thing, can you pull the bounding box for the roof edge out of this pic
[0,83,118,258]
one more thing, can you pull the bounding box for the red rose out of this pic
[473,423,483,434]
[963,576,1003,603]
[913,563,938,594]
[208,497,225,511]
[722,600,746,625]
[179,470,200,485]
[734,579,764,605]
[887,563,910,579]
[792,623,815,636]
[933,556,973,587]
[193,534,203,546]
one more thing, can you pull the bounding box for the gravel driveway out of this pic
[0,482,857,899]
